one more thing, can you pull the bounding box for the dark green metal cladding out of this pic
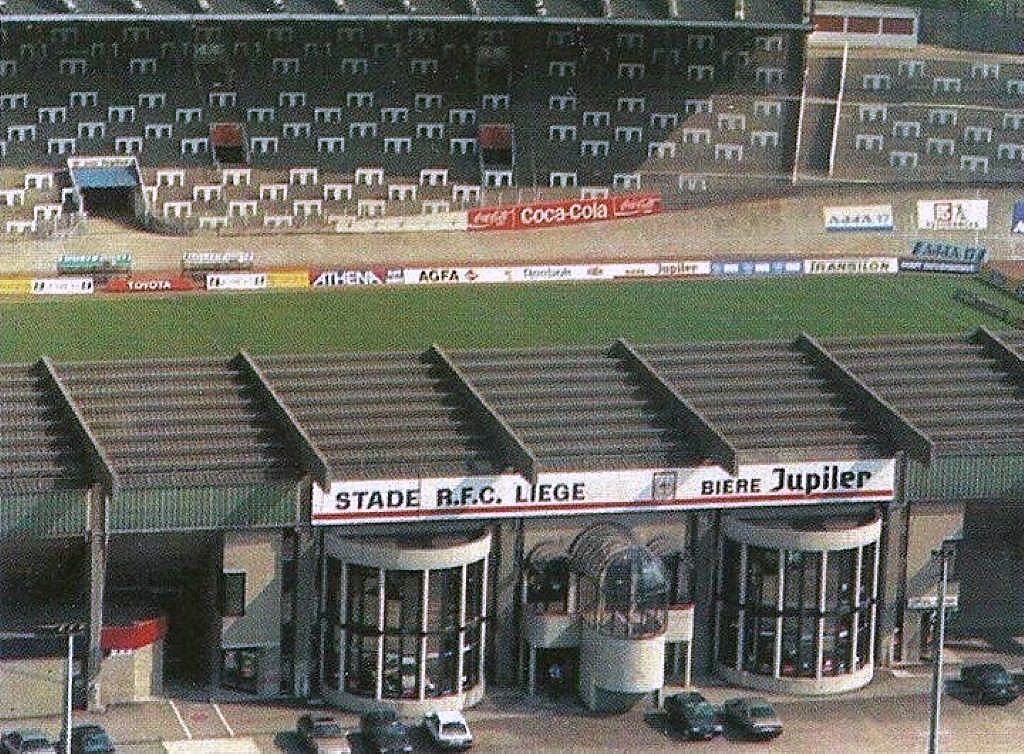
[0,487,88,538]
[906,455,1024,502]
[108,482,298,532]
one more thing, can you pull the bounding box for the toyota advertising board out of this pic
[917,199,988,231]
[311,459,896,525]
[468,193,661,231]
[106,276,196,293]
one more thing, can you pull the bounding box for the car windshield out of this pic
[441,722,468,736]
[692,701,715,719]
[83,734,112,752]
[313,723,344,737]
[749,705,775,718]
[982,669,1013,685]
[383,721,407,737]
[23,740,52,752]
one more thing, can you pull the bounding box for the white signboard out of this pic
[803,257,898,275]
[917,199,988,231]
[205,272,268,290]
[31,277,94,295]
[401,261,710,286]
[311,459,896,525]
[823,204,894,231]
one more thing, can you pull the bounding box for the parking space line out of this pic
[168,699,193,740]
[213,702,235,737]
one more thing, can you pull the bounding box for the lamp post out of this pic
[36,622,86,754]
[927,545,954,754]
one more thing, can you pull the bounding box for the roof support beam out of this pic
[429,345,539,482]
[795,333,933,464]
[236,351,332,488]
[970,327,1024,382]
[37,357,120,493]
[613,338,739,474]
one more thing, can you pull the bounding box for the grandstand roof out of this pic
[7,329,1024,495]
[0,0,807,25]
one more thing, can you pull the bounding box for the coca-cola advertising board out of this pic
[468,193,661,231]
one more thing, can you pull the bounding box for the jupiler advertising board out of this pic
[311,458,896,525]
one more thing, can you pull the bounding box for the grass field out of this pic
[0,274,1021,362]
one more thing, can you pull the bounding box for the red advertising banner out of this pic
[106,276,196,293]
[468,193,662,231]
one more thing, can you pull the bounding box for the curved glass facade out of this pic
[715,518,879,689]
[322,556,486,703]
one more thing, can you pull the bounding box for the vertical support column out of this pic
[816,551,828,680]
[376,568,385,701]
[419,570,429,702]
[87,486,107,712]
[878,495,910,666]
[293,522,317,698]
[490,520,522,688]
[692,511,719,677]
[774,549,784,680]
[735,544,747,672]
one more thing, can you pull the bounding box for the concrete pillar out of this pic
[489,520,523,688]
[87,487,107,712]
[877,498,909,666]
[690,511,718,677]
[293,524,317,698]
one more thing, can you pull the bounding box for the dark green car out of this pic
[664,692,723,740]
[57,725,114,754]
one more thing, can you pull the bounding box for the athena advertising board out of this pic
[823,204,894,231]
[311,458,896,525]
[1013,201,1024,234]
[917,199,988,231]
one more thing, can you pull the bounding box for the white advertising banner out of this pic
[31,277,94,295]
[311,458,896,525]
[205,272,268,290]
[402,261,711,286]
[823,204,894,231]
[917,199,989,231]
[803,257,898,275]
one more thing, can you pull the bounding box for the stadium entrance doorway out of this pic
[68,157,144,228]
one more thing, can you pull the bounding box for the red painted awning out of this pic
[100,616,167,651]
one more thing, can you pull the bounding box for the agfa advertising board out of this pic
[916,199,988,231]
[402,261,710,285]
[1013,201,1024,234]
[467,193,661,231]
[311,459,896,524]
[823,204,894,231]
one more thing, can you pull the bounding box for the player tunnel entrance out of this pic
[69,158,144,226]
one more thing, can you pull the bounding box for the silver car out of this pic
[721,697,783,739]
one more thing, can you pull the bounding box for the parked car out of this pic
[721,697,783,740]
[1,728,57,754]
[423,710,474,750]
[296,714,351,754]
[960,663,1019,704]
[663,691,723,740]
[57,724,115,754]
[359,708,413,754]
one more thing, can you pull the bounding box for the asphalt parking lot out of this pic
[7,664,1024,754]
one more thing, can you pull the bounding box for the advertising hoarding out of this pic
[205,272,267,290]
[105,276,196,293]
[267,270,311,289]
[31,277,94,295]
[803,257,898,275]
[916,199,988,231]
[467,193,661,231]
[0,278,34,295]
[823,204,894,231]
[312,458,896,525]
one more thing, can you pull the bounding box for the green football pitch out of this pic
[0,273,1020,362]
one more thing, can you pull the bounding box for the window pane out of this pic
[425,632,459,697]
[825,550,855,612]
[462,622,482,691]
[527,557,569,612]
[746,546,779,610]
[781,615,817,678]
[717,606,739,668]
[344,633,377,696]
[385,570,422,633]
[465,560,484,621]
[428,568,461,631]
[720,539,742,603]
[856,608,872,669]
[220,572,246,618]
[347,565,380,631]
[382,634,419,699]
[742,613,775,674]
[858,543,876,607]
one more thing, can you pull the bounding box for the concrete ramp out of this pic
[163,738,260,754]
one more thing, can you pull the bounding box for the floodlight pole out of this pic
[927,546,951,754]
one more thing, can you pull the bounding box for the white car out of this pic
[422,710,473,751]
